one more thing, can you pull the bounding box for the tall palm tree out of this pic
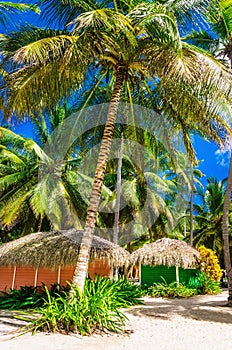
[1,0,232,292]
[185,0,232,305]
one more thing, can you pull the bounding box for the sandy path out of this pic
[0,290,232,350]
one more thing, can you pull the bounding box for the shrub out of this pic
[197,246,223,282]
[14,276,143,335]
[0,283,69,310]
[143,271,222,298]
[143,280,197,298]
[190,272,222,295]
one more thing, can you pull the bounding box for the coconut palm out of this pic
[0,106,113,236]
[193,177,232,266]
[1,0,232,293]
[184,0,232,305]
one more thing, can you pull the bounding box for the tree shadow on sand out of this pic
[0,310,28,336]
[126,292,232,324]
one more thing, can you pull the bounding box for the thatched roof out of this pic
[0,229,130,269]
[130,238,200,269]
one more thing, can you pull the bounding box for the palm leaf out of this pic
[0,1,39,27]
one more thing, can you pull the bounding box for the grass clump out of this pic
[12,276,143,335]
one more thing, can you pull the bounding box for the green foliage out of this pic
[143,270,222,298]
[191,272,222,295]
[193,177,229,266]
[0,283,69,310]
[143,280,197,298]
[197,245,223,282]
[9,277,143,335]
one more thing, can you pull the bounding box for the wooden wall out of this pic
[0,259,112,291]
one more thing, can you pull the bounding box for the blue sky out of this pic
[194,136,229,186]
[1,2,230,189]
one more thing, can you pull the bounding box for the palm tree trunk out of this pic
[222,151,232,306]
[113,134,124,280]
[113,134,124,245]
[70,68,125,295]
[222,54,232,306]
[189,162,194,246]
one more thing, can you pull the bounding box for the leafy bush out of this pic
[197,246,223,282]
[190,272,222,295]
[0,283,69,310]
[143,271,222,298]
[143,280,197,298]
[14,277,143,335]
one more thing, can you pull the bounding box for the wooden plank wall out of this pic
[0,259,112,291]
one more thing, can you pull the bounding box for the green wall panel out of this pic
[141,265,197,286]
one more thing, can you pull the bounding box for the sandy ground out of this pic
[0,290,232,350]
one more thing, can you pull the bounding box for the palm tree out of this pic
[0,126,51,234]
[185,0,232,305]
[193,177,232,266]
[1,0,232,293]
[0,106,113,235]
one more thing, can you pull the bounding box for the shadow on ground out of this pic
[0,310,28,336]
[126,291,232,324]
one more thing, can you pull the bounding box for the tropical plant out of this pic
[1,0,232,294]
[193,177,232,267]
[0,1,39,27]
[191,272,222,295]
[0,107,113,236]
[197,245,223,282]
[0,127,50,235]
[143,271,221,297]
[0,283,70,310]
[14,277,143,335]
[143,280,197,298]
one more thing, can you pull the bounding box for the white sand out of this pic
[0,290,232,350]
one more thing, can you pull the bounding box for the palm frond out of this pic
[0,1,39,27]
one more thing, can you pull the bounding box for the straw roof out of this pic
[130,238,200,269]
[0,229,130,269]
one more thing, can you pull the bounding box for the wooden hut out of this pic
[0,229,129,291]
[129,238,200,286]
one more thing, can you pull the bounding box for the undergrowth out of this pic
[4,277,143,335]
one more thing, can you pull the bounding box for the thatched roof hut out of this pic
[130,238,200,269]
[0,229,130,269]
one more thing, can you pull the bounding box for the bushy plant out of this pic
[0,283,69,310]
[190,272,222,295]
[14,276,143,335]
[143,271,222,298]
[143,280,197,298]
[197,246,223,282]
